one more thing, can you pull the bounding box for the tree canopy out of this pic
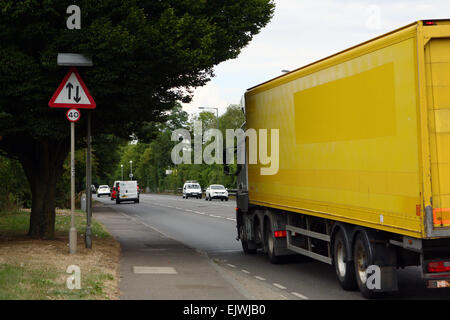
[0,0,275,238]
[114,103,245,193]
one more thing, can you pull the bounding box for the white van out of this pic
[182,181,202,199]
[116,180,139,204]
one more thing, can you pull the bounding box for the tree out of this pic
[0,155,31,211]
[0,1,274,238]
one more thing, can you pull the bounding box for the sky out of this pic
[181,0,450,117]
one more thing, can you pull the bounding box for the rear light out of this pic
[428,261,450,273]
[274,230,287,238]
[424,21,437,26]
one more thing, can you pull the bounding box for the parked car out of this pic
[205,184,228,201]
[116,180,139,204]
[97,185,111,197]
[111,180,120,200]
[182,181,202,199]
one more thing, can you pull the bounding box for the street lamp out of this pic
[129,160,133,180]
[120,164,123,180]
[198,107,219,130]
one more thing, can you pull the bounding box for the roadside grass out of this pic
[0,209,120,300]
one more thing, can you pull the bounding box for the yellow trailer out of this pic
[236,20,450,298]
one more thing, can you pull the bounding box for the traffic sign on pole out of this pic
[49,67,96,109]
[66,108,81,122]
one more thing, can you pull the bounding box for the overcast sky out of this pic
[181,0,450,116]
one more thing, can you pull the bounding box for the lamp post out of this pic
[199,107,222,184]
[121,164,123,180]
[57,53,94,253]
[129,160,133,180]
[198,107,219,130]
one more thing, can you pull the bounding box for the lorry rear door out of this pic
[425,38,450,227]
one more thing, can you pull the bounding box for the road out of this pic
[96,193,450,300]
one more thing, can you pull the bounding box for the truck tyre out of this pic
[333,230,357,290]
[353,232,382,299]
[265,220,282,264]
[240,227,256,254]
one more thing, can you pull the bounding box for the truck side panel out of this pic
[245,33,423,237]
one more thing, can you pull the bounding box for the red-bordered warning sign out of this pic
[48,67,96,109]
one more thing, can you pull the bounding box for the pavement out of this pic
[93,205,250,300]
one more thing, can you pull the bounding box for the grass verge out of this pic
[0,209,120,300]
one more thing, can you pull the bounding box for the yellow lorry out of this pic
[235,20,450,298]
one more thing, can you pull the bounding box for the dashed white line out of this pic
[241,269,250,274]
[291,292,309,300]
[272,283,287,290]
[227,264,236,268]
[254,276,266,281]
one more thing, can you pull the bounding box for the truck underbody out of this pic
[236,191,450,298]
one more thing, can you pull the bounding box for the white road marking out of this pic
[241,269,250,274]
[255,276,266,281]
[227,264,236,268]
[291,292,309,300]
[272,283,287,290]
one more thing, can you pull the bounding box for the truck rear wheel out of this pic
[353,232,381,299]
[240,227,256,254]
[265,220,282,264]
[333,230,357,290]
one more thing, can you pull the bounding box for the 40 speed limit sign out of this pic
[66,109,81,122]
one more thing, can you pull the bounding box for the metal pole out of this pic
[85,111,92,248]
[216,108,219,131]
[69,122,77,254]
[121,165,123,180]
[130,161,133,180]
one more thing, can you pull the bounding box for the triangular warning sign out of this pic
[48,67,96,109]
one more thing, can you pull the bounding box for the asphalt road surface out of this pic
[96,193,450,300]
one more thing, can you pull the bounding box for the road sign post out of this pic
[69,121,77,254]
[85,110,92,249]
[49,64,95,254]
